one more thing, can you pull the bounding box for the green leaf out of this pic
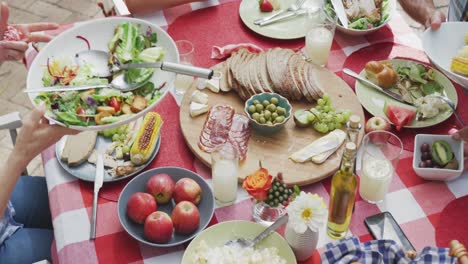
[55,112,85,126]
[408,64,428,84]
[422,81,443,95]
[293,185,301,197]
[138,47,165,63]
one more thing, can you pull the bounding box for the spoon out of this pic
[75,50,214,80]
[427,94,465,126]
[225,214,288,249]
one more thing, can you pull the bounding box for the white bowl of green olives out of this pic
[244,93,292,134]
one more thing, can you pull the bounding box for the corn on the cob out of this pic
[130,112,162,165]
[451,56,468,76]
[465,33,468,44]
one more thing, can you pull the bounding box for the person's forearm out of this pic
[125,0,198,14]
[0,150,29,215]
[398,0,436,25]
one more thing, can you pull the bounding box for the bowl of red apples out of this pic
[117,167,215,247]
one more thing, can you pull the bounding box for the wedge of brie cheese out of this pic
[191,90,209,104]
[205,78,220,93]
[190,102,209,117]
[289,129,346,163]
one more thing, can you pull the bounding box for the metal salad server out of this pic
[258,9,307,26]
[90,153,104,240]
[75,50,214,80]
[254,0,306,25]
[225,214,288,249]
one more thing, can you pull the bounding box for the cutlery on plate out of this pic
[343,68,410,105]
[90,153,104,240]
[225,214,288,248]
[330,0,348,28]
[258,9,307,26]
[427,94,465,126]
[254,0,306,25]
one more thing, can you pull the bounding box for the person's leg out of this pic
[10,176,53,229]
[0,228,53,263]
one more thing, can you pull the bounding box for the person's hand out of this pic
[0,2,58,62]
[425,10,446,30]
[452,127,468,171]
[12,104,79,167]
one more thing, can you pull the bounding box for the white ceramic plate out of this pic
[27,17,178,131]
[422,22,468,89]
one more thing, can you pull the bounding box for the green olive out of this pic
[270,97,279,105]
[253,100,260,105]
[277,107,286,116]
[264,110,272,120]
[248,105,256,114]
[271,112,278,120]
[262,100,270,107]
[255,104,264,112]
[266,121,273,125]
[267,104,276,112]
[259,117,266,124]
[252,112,260,121]
[275,116,285,123]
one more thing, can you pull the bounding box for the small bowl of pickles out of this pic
[244,93,292,134]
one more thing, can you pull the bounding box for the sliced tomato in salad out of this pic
[109,97,121,112]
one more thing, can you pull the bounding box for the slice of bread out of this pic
[285,54,305,101]
[257,53,274,93]
[64,131,98,167]
[294,59,314,102]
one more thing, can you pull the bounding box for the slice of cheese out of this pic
[189,102,209,117]
[311,130,347,164]
[289,129,346,163]
[191,90,209,104]
[206,78,220,93]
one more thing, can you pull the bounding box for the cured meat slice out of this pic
[198,105,235,152]
[211,43,263,59]
[228,114,251,161]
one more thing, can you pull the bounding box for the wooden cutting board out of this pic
[180,62,365,186]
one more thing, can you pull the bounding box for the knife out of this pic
[90,153,104,240]
[343,68,411,105]
[331,0,348,28]
[258,9,307,27]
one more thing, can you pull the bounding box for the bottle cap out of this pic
[345,142,357,151]
[349,115,361,129]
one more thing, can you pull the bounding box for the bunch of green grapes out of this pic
[310,94,352,134]
[99,124,130,143]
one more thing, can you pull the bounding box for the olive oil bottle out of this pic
[327,142,358,239]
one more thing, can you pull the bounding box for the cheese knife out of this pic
[258,9,307,27]
[90,153,104,240]
[331,0,348,28]
[343,68,411,105]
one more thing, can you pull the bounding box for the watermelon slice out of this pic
[384,102,417,131]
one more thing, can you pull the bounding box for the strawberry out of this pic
[259,0,274,12]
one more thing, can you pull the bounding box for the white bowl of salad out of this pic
[27,17,178,131]
[324,0,395,36]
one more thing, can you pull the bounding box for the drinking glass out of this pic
[174,40,195,95]
[304,7,337,67]
[211,142,239,206]
[359,131,403,203]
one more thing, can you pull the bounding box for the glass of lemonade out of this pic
[304,7,337,67]
[211,142,239,206]
[359,131,403,203]
[174,40,195,95]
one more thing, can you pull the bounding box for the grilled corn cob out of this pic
[451,56,468,76]
[130,112,162,165]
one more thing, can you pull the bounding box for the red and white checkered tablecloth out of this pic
[28,0,468,263]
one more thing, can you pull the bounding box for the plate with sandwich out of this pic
[56,112,162,182]
[354,59,458,129]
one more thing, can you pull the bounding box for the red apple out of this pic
[173,178,202,205]
[144,211,173,243]
[126,192,157,224]
[146,173,175,204]
[171,201,200,234]
[365,116,391,133]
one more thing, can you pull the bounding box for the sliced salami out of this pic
[198,104,235,152]
[229,114,251,160]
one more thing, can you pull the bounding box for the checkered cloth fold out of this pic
[321,237,456,264]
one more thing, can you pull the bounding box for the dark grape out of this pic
[123,153,131,161]
[421,152,431,161]
[424,160,433,167]
[419,161,426,168]
[421,143,430,153]
[51,102,60,110]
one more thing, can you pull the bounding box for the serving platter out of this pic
[355,59,458,128]
[56,134,160,182]
[180,62,365,186]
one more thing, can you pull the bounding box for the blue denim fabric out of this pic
[0,176,54,263]
[448,0,468,21]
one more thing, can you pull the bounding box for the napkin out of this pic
[321,237,456,264]
[211,43,264,59]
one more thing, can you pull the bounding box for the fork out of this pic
[428,94,465,126]
[254,0,306,25]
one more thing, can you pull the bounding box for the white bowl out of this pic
[412,134,464,181]
[27,17,179,131]
[422,22,468,90]
[334,0,396,36]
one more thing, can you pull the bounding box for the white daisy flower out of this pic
[286,191,327,234]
